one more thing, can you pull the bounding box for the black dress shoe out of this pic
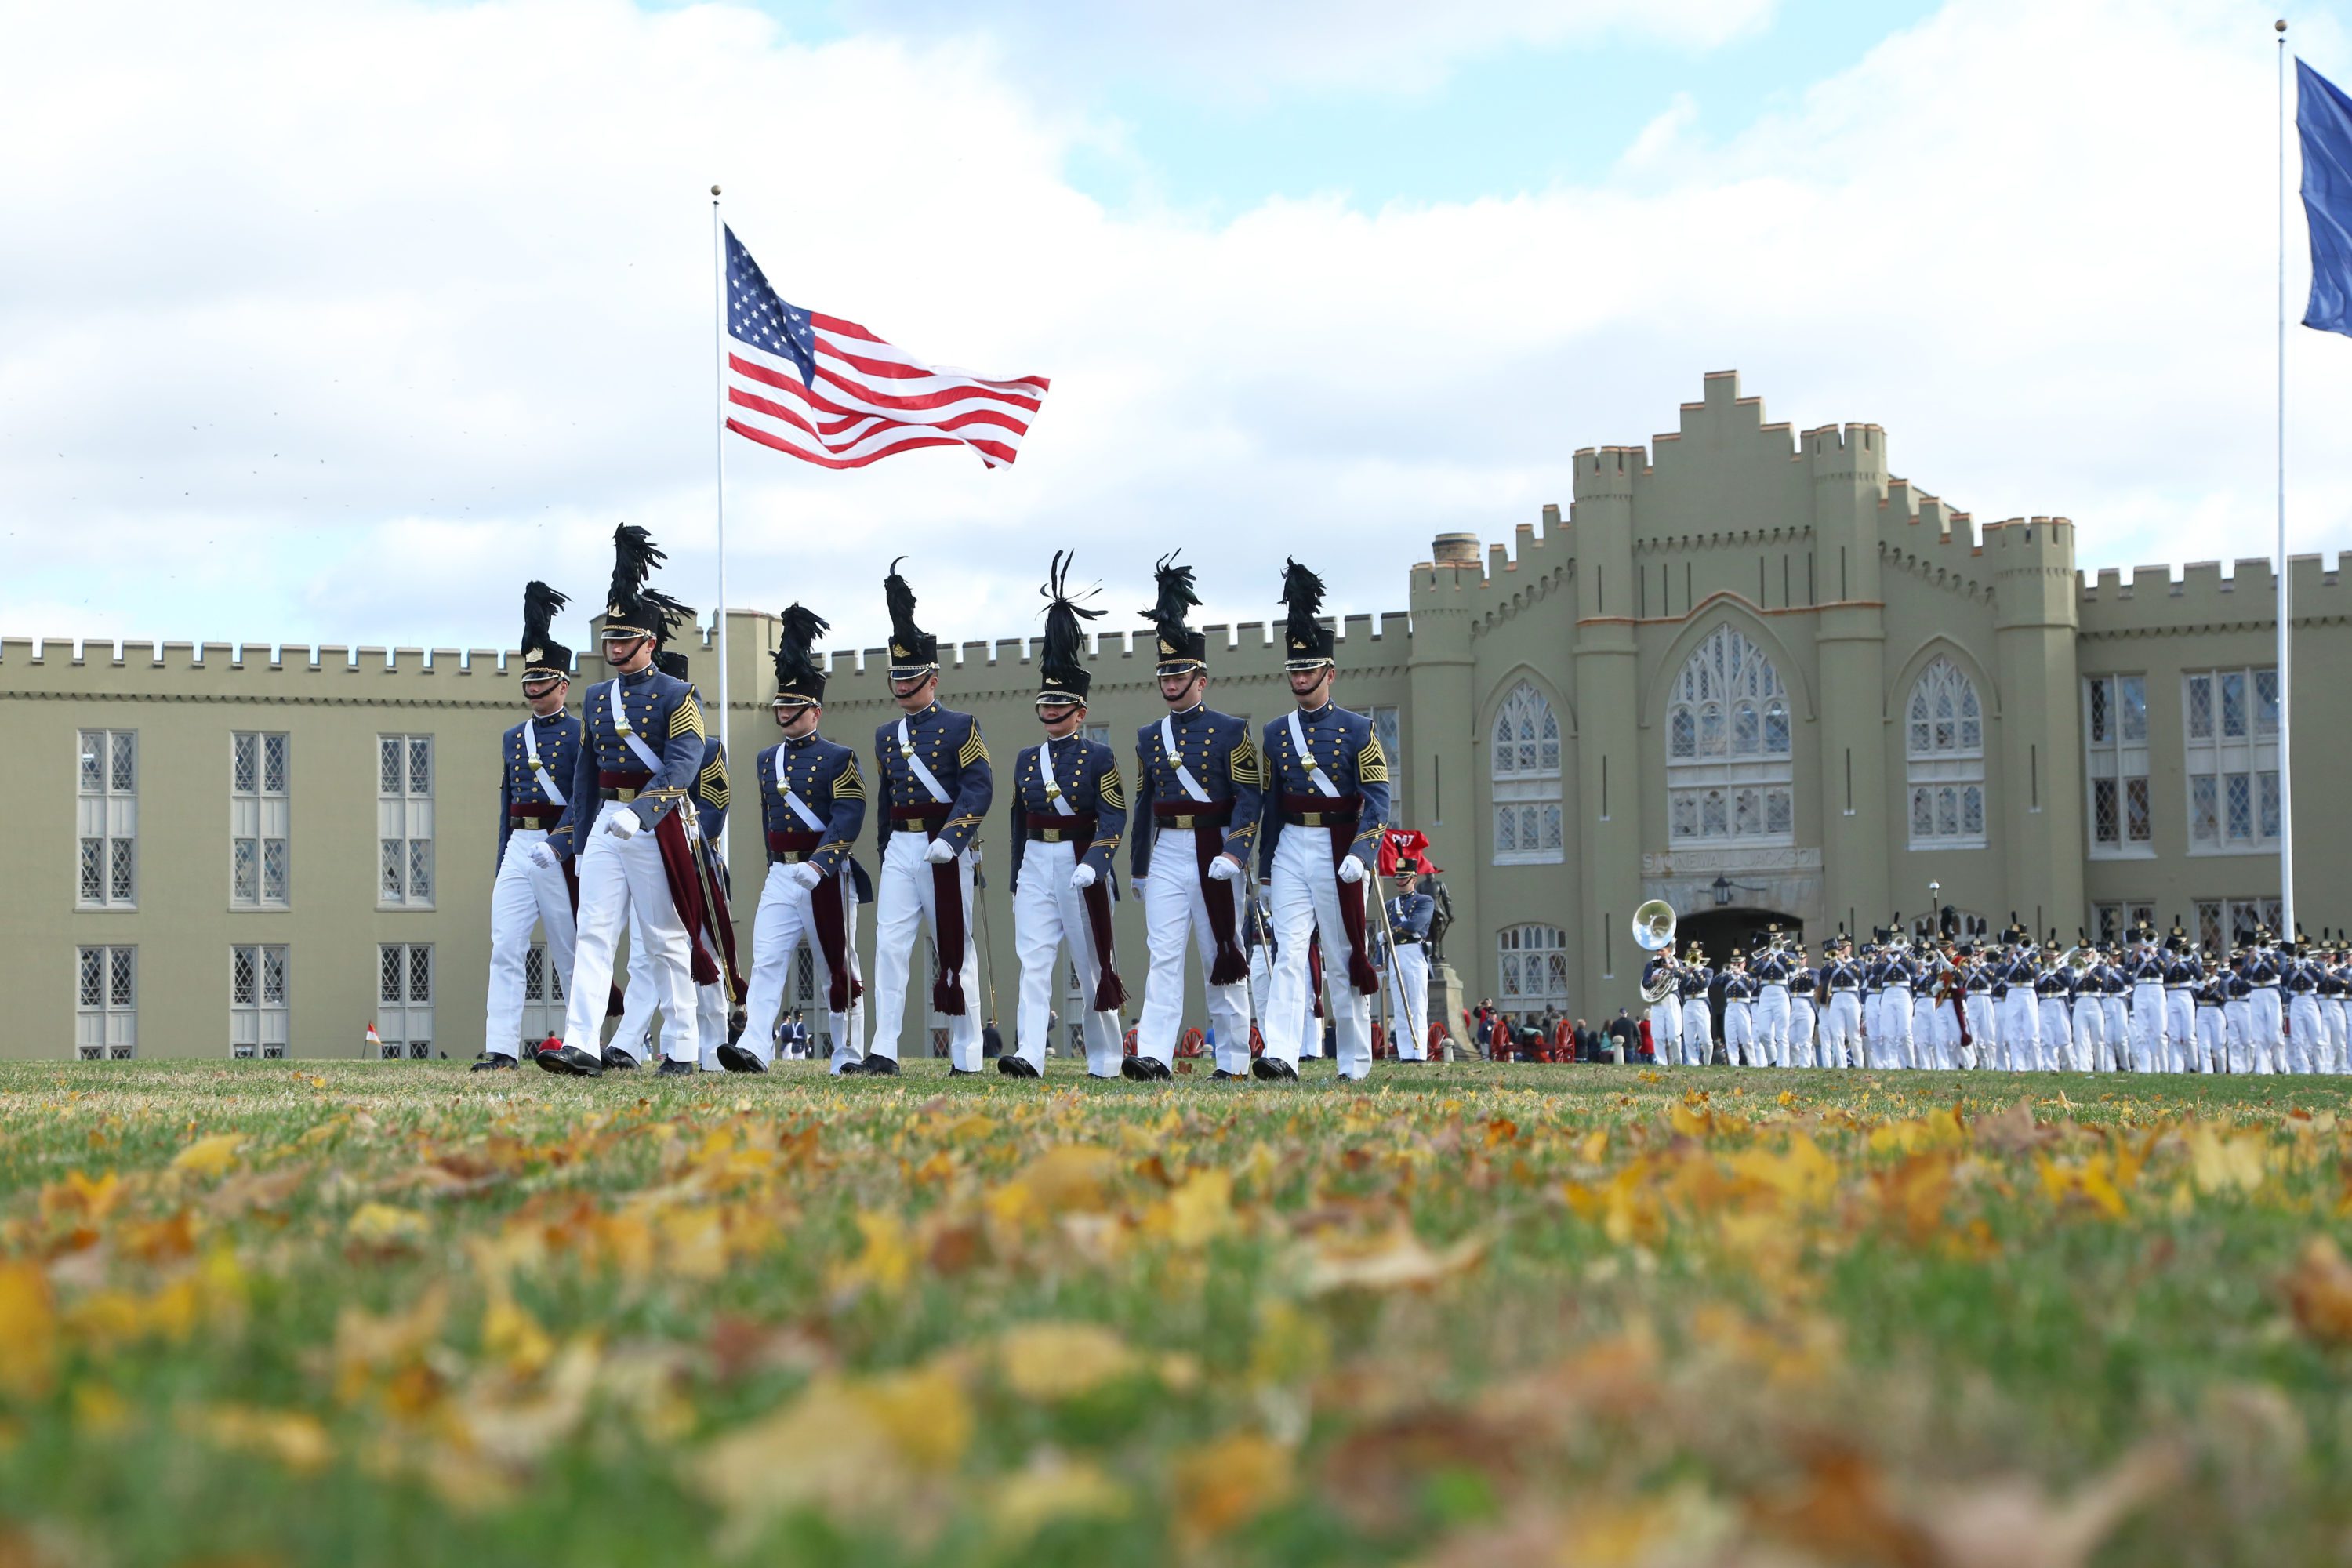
[601,1047,641,1071]
[537,1044,605,1077]
[997,1057,1041,1078]
[1211,1069,1243,1080]
[1250,1057,1298,1082]
[716,1042,768,1074]
[1120,1056,1172,1083]
[949,1066,982,1076]
[470,1054,517,1073]
[854,1055,899,1077]
[655,1058,698,1076]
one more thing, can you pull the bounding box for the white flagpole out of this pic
[2276,24,2296,938]
[711,183,731,869]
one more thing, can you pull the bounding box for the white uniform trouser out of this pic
[1680,996,1713,1066]
[1138,829,1254,1077]
[1648,996,1682,1065]
[1861,993,1881,1063]
[2165,989,2197,1073]
[2197,1006,2226,1073]
[483,827,577,1058]
[739,862,862,1071]
[1013,840,1124,1078]
[1879,987,1915,1069]
[2288,993,2325,1076]
[2129,981,2165,1072]
[2224,998,2254,1073]
[2100,996,2129,1070]
[1790,996,1817,1068]
[1756,985,1790,1068]
[2328,998,2349,1073]
[610,913,661,1065]
[2074,998,2105,1073]
[1999,989,2038,1073]
[1965,995,1998,1069]
[1263,826,1372,1079]
[1722,1000,1755,1065]
[559,804,696,1064]
[1388,941,1431,1061]
[1937,1000,1966,1069]
[1915,994,1942,1071]
[2247,985,2283,1074]
[866,831,982,1069]
[2038,997,2071,1073]
[1818,993,1860,1069]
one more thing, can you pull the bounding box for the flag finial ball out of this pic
[2277,18,2288,30]
[711,184,723,196]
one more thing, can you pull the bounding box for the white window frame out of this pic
[520,939,568,1048]
[2092,902,2156,946]
[378,734,436,907]
[1370,705,1403,817]
[2083,674,2152,858]
[1904,656,1987,850]
[2194,896,2283,949]
[1490,683,1564,866]
[75,945,137,1060]
[1496,924,1570,1016]
[230,945,290,1059]
[77,729,137,909]
[1665,626,1793,847]
[231,731,292,908]
[376,942,434,1058]
[2183,668,2281,855]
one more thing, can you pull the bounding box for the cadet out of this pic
[1255,560,1388,1082]
[1002,554,1129,1080]
[1816,933,1862,1070]
[537,526,708,1077]
[1751,926,1793,1069]
[856,559,993,1075]
[477,582,583,1071]
[2161,923,2201,1073]
[1381,848,1436,1063]
[1131,554,1262,1080]
[1642,943,1682,1069]
[1787,945,1819,1069]
[1678,941,1715,1067]
[727,605,869,1073]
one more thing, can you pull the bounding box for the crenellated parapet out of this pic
[2078,552,2352,640]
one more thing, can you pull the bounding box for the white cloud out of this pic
[3,0,2350,665]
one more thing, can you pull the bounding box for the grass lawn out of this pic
[3,1057,2351,1566]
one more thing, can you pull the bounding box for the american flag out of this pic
[722,227,1050,470]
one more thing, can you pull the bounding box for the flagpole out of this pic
[710,183,731,870]
[2276,22,2296,939]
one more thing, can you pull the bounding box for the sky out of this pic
[3,0,2350,660]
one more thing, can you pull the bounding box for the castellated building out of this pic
[0,372,2327,1059]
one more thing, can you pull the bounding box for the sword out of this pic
[970,837,1000,1029]
[681,800,741,1013]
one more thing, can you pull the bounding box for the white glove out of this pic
[786,861,823,891]
[1070,863,1098,890]
[527,842,561,872]
[604,810,643,841]
[1337,855,1367,885]
[924,837,957,865]
[1207,854,1243,883]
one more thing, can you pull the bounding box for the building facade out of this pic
[2,372,2332,1058]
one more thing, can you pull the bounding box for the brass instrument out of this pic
[1634,901,1679,1004]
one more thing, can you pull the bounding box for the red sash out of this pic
[1284,793,1378,996]
[894,806,969,1018]
[1027,811,1123,1011]
[1153,800,1246,985]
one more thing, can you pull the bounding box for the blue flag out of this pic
[2303,59,2352,337]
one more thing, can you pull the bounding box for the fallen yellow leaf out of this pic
[170,1133,248,1178]
[0,1261,59,1399]
[345,1203,430,1252]
[997,1320,1140,1401]
[1172,1430,1294,1544]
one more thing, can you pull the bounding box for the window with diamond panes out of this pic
[378,735,435,906]
[2092,902,2157,946]
[74,946,136,1059]
[2082,674,2151,855]
[77,730,137,908]
[2183,668,2280,853]
[377,942,433,1058]
[1496,924,1570,1017]
[231,732,291,907]
[1905,656,1987,849]
[1490,683,1563,865]
[520,941,568,1047]
[230,946,289,1058]
[1666,626,1792,844]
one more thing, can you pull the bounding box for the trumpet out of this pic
[1633,901,1679,1004]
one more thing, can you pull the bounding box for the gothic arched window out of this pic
[1906,655,1987,849]
[1490,682,1563,866]
[1665,626,1793,844]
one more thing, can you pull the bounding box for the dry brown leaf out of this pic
[169,1133,248,1179]
[0,1259,60,1399]
[1171,1430,1294,1545]
[996,1321,1140,1401]
[1970,1100,2060,1156]
[2281,1235,2352,1345]
[1909,1443,2180,1568]
[205,1162,314,1219]
[1304,1225,1486,1295]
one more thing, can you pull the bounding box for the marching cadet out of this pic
[2034,936,2074,1073]
[1004,554,1129,1081]
[2125,921,2167,1073]
[2247,927,2287,1074]
[857,560,993,1076]
[1719,948,1759,1066]
[1131,554,1262,1081]
[537,526,708,1078]
[2194,952,2228,1073]
[1959,943,1998,1070]
[2323,935,2350,1073]
[1909,938,1943,1071]
[2223,944,2258,1074]
[2096,942,2130,1072]
[1642,945,1682,1069]
[1381,848,1437,1063]
[477,582,582,1071]
[2285,931,2326,1076]
[2161,922,2201,1073]
[1878,935,1917,1070]
[1255,559,1389,1082]
[1816,934,1861,1070]
[1678,940,1715,1067]
[1787,944,1819,1069]
[727,605,869,1074]
[1995,923,2039,1073]
[1751,926,1792,1069]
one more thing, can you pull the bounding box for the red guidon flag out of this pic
[721,226,1049,470]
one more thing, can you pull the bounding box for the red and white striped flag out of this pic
[722,227,1049,470]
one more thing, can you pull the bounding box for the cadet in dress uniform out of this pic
[857,560,993,1076]
[1131,554,1263,1080]
[1719,949,1759,1066]
[537,527,709,1078]
[1788,946,1819,1069]
[1381,852,1437,1063]
[2322,937,2350,1073]
[1678,941,1715,1067]
[1817,935,1862,1070]
[2161,924,2201,1073]
[2034,937,2074,1073]
[1878,938,1918,1070]
[1958,944,1998,1070]
[2222,946,2257,1074]
[2194,956,2228,1074]
[2124,923,2167,1073]
[477,582,583,1071]
[1642,946,1682,1068]
[1909,939,1944,1071]
[1255,560,1389,1082]
[728,605,869,1074]
[1005,554,1130,1081]
[1751,927,1793,1069]
[2285,932,2326,1075]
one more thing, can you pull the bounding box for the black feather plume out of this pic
[1279,557,1327,641]
[1041,550,1103,660]
[884,555,925,644]
[641,588,695,645]
[608,524,666,610]
[1142,551,1200,632]
[522,581,568,645]
[772,603,829,687]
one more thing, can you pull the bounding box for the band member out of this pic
[1878,936,1916,1069]
[1817,934,1861,1069]
[478,582,582,1071]
[857,560,993,1075]
[1643,946,1682,1068]
[728,605,869,1074]
[2223,945,2257,1073]
[2125,922,2167,1073]
[2194,955,2228,1074]
[1131,554,1262,1080]
[1381,851,1436,1063]
[2285,931,2325,1076]
[1995,924,2038,1073]
[1678,941,1715,1067]
[1788,946,1818,1069]
[1256,560,1389,1082]
[1909,940,1942,1071]
[1959,943,1998,1070]
[538,526,708,1078]
[2323,935,2350,1074]
[1005,554,1128,1080]
[1719,949,1758,1065]
[1751,926,1792,1069]
[2034,938,2074,1073]
[2162,923,2201,1073]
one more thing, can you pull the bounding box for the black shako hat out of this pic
[883,557,938,677]
[1279,557,1335,670]
[601,524,694,646]
[1143,551,1207,676]
[771,604,830,707]
[1036,550,1102,707]
[519,580,572,683]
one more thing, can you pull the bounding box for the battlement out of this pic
[1572,445,1644,499]
[0,637,546,677]
[1804,420,1886,482]
[2078,551,2350,633]
[1982,516,2075,566]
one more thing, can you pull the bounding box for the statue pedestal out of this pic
[1428,960,1467,1061]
